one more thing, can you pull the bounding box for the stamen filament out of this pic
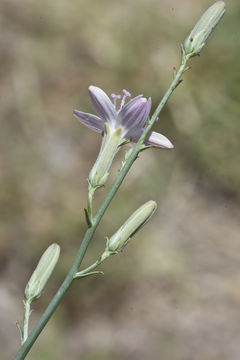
[111,94,121,108]
[118,89,131,112]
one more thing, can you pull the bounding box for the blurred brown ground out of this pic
[1,0,240,359]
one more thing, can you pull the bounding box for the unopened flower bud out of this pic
[106,200,157,252]
[25,243,60,303]
[183,1,226,57]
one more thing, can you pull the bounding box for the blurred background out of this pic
[1,0,240,359]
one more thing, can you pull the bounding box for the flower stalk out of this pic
[14,53,189,360]
[14,0,227,347]
[73,254,107,279]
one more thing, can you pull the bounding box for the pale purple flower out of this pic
[73,86,173,149]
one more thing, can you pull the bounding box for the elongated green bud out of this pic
[25,243,60,303]
[106,200,157,253]
[183,1,226,57]
[88,123,123,188]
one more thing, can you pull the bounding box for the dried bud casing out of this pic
[107,200,157,252]
[183,1,226,57]
[25,243,60,303]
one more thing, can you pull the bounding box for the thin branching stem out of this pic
[14,54,188,360]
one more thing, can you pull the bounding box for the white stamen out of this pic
[118,89,131,112]
[111,93,121,108]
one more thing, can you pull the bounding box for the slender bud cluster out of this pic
[25,243,60,303]
[106,200,157,253]
[183,1,226,58]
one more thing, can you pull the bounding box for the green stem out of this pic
[14,54,188,360]
[23,300,31,344]
[75,258,102,278]
[74,251,111,279]
[151,53,189,123]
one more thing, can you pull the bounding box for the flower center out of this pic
[111,89,131,113]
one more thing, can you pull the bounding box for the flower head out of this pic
[74,86,173,188]
[73,86,173,149]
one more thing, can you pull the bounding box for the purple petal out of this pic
[130,129,174,149]
[146,131,174,149]
[116,95,142,128]
[73,110,104,133]
[117,96,152,137]
[88,86,117,125]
